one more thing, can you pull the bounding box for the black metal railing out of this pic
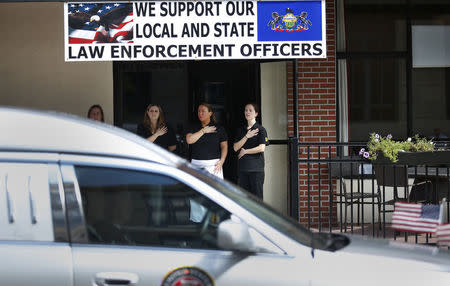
[289,139,450,246]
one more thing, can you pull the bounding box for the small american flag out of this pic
[68,3,133,44]
[392,202,441,233]
[436,223,450,246]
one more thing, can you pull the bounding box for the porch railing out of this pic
[288,138,450,246]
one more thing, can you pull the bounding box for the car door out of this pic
[0,161,72,286]
[62,157,305,286]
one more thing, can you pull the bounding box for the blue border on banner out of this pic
[257,1,322,42]
[64,1,327,61]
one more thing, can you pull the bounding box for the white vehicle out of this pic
[0,107,449,286]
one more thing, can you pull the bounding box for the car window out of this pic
[75,166,231,249]
[180,165,320,248]
[0,163,55,242]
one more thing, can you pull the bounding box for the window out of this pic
[75,166,230,249]
[412,67,450,138]
[349,57,406,122]
[342,57,408,140]
[0,163,55,242]
[344,0,407,53]
[339,0,450,140]
[410,1,450,138]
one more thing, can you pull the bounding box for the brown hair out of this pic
[87,104,104,122]
[143,104,166,132]
[198,102,216,124]
[246,102,259,114]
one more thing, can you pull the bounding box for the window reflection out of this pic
[75,166,231,249]
[412,67,450,138]
[344,0,407,53]
[338,0,450,140]
[347,57,407,140]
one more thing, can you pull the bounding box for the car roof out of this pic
[0,106,184,166]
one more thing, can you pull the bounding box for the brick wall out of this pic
[287,0,337,227]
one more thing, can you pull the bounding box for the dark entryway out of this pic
[113,60,260,183]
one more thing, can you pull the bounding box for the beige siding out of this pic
[261,62,288,215]
[0,3,113,123]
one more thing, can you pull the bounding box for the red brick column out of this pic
[287,0,337,228]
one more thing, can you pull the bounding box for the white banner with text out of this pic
[65,1,326,61]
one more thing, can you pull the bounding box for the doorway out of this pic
[113,60,260,183]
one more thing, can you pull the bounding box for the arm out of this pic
[238,144,265,159]
[214,141,228,173]
[233,136,247,152]
[168,145,176,152]
[146,126,167,143]
[146,134,158,143]
[186,129,204,145]
[186,126,216,145]
[233,128,259,152]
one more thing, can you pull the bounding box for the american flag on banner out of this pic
[436,223,450,246]
[68,3,133,44]
[392,202,441,233]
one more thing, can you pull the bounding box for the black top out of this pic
[137,123,177,150]
[234,122,269,172]
[188,122,228,160]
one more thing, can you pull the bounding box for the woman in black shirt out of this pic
[137,104,177,151]
[186,103,228,178]
[233,103,268,199]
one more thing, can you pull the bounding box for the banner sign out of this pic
[64,1,326,61]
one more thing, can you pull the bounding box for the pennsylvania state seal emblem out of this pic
[268,8,312,32]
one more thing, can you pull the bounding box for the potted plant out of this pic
[359,133,435,188]
[360,134,450,206]
[359,133,435,164]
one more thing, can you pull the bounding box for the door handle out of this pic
[94,272,139,286]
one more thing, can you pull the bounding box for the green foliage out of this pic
[360,133,434,163]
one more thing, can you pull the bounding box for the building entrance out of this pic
[113,60,260,183]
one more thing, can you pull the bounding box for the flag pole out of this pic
[439,197,447,225]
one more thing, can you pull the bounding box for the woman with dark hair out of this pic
[137,104,177,151]
[87,104,105,122]
[186,103,228,178]
[233,103,269,199]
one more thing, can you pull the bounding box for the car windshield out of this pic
[180,164,329,249]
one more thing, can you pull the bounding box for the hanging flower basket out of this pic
[360,133,436,187]
[359,133,435,164]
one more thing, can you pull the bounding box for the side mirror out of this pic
[217,218,256,252]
